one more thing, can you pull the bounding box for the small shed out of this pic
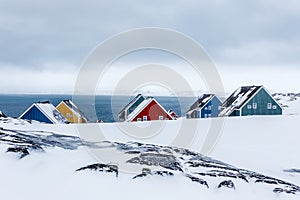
[186,94,222,119]
[56,100,88,123]
[219,85,282,117]
[168,110,179,120]
[19,101,69,124]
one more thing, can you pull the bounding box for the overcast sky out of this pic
[0,0,299,94]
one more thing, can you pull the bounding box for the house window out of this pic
[165,118,169,120]
[66,113,71,118]
[204,114,208,118]
[267,103,272,109]
[208,114,212,117]
[143,116,147,121]
[137,118,142,122]
[253,103,257,109]
[208,106,212,110]
[204,107,207,110]
[272,105,277,110]
[247,105,252,109]
[159,116,163,120]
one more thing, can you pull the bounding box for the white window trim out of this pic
[267,103,272,109]
[247,104,252,109]
[253,103,257,109]
[159,116,163,120]
[137,118,142,122]
[143,116,147,121]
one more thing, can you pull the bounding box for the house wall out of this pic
[229,110,240,117]
[20,106,53,124]
[132,100,173,121]
[200,96,222,118]
[241,88,282,116]
[57,103,80,123]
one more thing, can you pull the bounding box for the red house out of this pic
[168,110,179,120]
[123,96,175,122]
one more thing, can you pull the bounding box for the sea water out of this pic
[0,95,195,123]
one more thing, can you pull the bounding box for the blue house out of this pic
[186,94,222,119]
[19,101,69,124]
[219,85,282,117]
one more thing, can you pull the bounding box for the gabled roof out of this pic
[168,110,179,119]
[126,97,173,122]
[60,100,88,122]
[187,94,215,112]
[118,94,146,115]
[219,85,262,116]
[19,101,69,124]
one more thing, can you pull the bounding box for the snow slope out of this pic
[0,95,300,200]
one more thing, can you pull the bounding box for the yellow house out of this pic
[56,100,88,123]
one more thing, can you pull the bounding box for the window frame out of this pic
[143,116,147,121]
[267,103,272,109]
[253,103,257,109]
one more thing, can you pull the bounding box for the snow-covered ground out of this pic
[0,94,300,200]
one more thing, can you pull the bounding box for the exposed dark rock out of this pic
[0,127,88,154]
[126,153,183,172]
[283,169,300,174]
[132,168,174,179]
[76,163,119,177]
[1,126,300,195]
[195,170,248,183]
[218,180,235,189]
[273,188,297,194]
[185,174,209,188]
[6,146,30,158]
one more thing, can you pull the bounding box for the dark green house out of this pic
[219,86,282,117]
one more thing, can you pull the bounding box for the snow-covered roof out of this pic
[187,94,215,112]
[126,97,173,122]
[219,86,262,116]
[126,98,153,121]
[0,111,6,118]
[61,100,88,122]
[20,102,69,124]
[118,94,146,115]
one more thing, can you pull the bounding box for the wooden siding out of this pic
[131,100,173,121]
[56,103,81,123]
[241,88,282,116]
[200,96,222,118]
[20,105,53,124]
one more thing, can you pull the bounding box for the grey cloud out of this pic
[0,0,299,69]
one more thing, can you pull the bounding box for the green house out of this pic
[219,86,282,117]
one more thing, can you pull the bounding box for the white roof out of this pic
[126,98,173,122]
[126,98,153,121]
[219,86,261,116]
[60,100,88,122]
